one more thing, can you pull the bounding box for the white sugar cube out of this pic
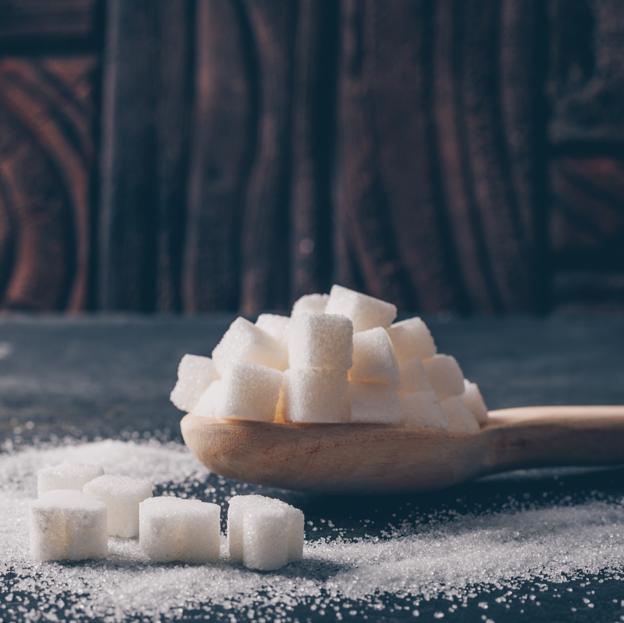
[325,285,397,332]
[423,354,464,399]
[439,397,480,433]
[387,317,436,362]
[83,475,152,538]
[212,317,287,374]
[243,506,290,571]
[400,391,446,429]
[139,497,221,563]
[398,357,431,393]
[291,293,329,316]
[191,380,223,418]
[256,314,290,347]
[350,327,399,385]
[37,462,103,497]
[462,380,488,425]
[350,382,401,424]
[30,490,107,561]
[288,313,353,370]
[170,354,219,412]
[284,368,350,423]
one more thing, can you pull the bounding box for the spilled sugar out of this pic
[1,440,624,621]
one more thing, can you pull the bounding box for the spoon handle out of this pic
[483,406,624,474]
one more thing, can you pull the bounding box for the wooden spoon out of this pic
[181,406,624,494]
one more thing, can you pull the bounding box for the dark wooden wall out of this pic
[0,0,622,314]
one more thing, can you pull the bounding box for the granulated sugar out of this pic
[1,440,624,621]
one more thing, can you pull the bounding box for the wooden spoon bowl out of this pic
[181,406,624,494]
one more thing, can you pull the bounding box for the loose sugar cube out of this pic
[288,313,353,370]
[284,368,350,423]
[462,379,488,425]
[243,506,290,571]
[325,285,397,332]
[350,327,399,385]
[439,397,480,433]
[37,462,103,497]
[191,380,223,418]
[83,475,152,538]
[398,357,431,393]
[30,490,107,561]
[139,497,220,563]
[212,317,287,374]
[350,382,401,424]
[387,317,436,362]
[170,354,219,412]
[256,314,290,347]
[216,362,282,422]
[400,391,447,430]
[291,293,329,316]
[423,354,464,399]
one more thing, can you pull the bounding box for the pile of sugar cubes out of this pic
[30,462,303,570]
[171,284,488,430]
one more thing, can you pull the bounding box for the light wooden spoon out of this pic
[181,406,624,494]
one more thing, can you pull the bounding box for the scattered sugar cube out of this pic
[439,397,480,433]
[387,317,436,362]
[350,382,401,424]
[191,380,223,418]
[350,327,399,385]
[423,354,464,399]
[170,354,219,412]
[139,497,221,563]
[398,357,432,393]
[291,293,329,316]
[288,313,353,370]
[243,506,290,571]
[83,475,152,538]
[400,391,447,429]
[284,368,350,423]
[212,317,287,374]
[256,314,290,347]
[37,462,103,497]
[325,285,397,332]
[30,490,107,561]
[462,379,488,425]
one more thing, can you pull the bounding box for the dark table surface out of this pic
[1,315,624,622]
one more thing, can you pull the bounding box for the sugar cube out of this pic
[139,497,221,563]
[212,317,287,374]
[398,357,432,393]
[83,475,152,538]
[423,354,464,399]
[325,285,397,332]
[439,397,480,433]
[350,382,402,424]
[387,317,436,362]
[462,379,488,425]
[400,391,447,430]
[30,490,107,561]
[283,368,350,423]
[288,313,353,370]
[243,506,290,571]
[170,354,219,412]
[350,327,399,385]
[37,462,103,497]
[256,313,290,347]
[191,380,223,418]
[291,293,329,316]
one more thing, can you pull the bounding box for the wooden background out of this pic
[0,0,622,314]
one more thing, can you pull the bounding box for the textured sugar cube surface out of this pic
[83,475,152,538]
[387,317,436,362]
[139,497,221,563]
[212,317,287,374]
[216,362,282,422]
[284,368,350,423]
[255,314,290,347]
[423,354,465,399]
[350,327,399,385]
[325,285,397,332]
[288,313,353,370]
[37,462,104,497]
[350,382,402,424]
[191,380,223,418]
[398,357,432,393]
[401,391,447,430]
[170,354,219,412]
[30,490,107,561]
[462,379,488,424]
[291,293,329,316]
[440,396,480,433]
[243,507,290,571]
